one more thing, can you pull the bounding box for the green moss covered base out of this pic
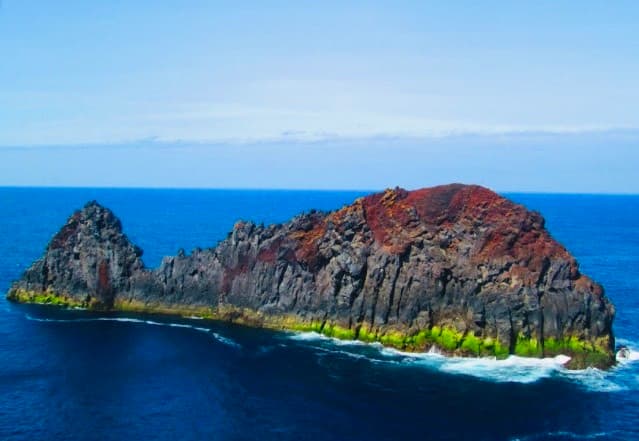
[7,289,615,369]
[8,288,86,308]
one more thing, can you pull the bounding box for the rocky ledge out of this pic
[7,184,615,368]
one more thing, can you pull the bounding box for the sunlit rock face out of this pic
[8,184,615,368]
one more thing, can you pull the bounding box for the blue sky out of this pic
[1,1,638,192]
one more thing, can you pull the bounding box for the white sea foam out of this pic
[438,355,571,384]
[329,338,369,347]
[617,348,639,363]
[287,331,375,348]
[97,317,157,325]
[212,332,242,348]
[378,346,445,360]
[615,338,634,346]
[314,346,369,361]
[287,331,331,342]
[377,350,573,384]
[286,330,639,390]
[25,314,241,348]
[168,322,211,333]
[25,315,88,323]
[615,338,639,363]
[289,332,572,383]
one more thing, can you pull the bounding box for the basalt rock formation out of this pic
[7,184,615,368]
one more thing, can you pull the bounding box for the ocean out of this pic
[0,188,637,441]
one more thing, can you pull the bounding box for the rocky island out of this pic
[7,184,615,368]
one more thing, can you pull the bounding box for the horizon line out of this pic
[1,184,638,197]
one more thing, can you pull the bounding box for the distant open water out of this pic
[0,188,638,441]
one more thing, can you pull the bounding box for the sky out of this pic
[1,1,638,192]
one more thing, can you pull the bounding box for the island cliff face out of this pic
[7,184,615,368]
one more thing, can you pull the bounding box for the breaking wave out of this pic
[375,347,576,385]
[285,332,639,391]
[287,331,372,347]
[286,331,332,342]
[615,338,639,363]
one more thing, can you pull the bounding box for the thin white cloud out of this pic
[2,77,638,147]
[1,103,637,147]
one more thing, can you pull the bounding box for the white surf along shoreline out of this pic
[22,309,638,391]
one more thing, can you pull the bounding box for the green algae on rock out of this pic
[8,288,85,308]
[6,184,617,368]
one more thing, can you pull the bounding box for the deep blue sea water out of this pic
[0,188,638,441]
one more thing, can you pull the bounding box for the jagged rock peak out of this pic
[12,200,144,309]
[49,200,125,249]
